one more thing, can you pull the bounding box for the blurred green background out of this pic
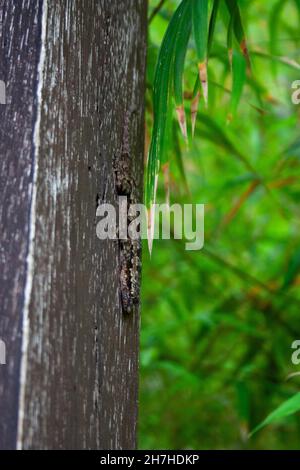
[139,0,300,449]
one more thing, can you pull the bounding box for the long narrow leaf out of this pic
[193,0,209,105]
[229,49,247,120]
[191,75,201,136]
[282,248,300,290]
[172,121,190,195]
[146,0,187,252]
[269,0,288,77]
[225,0,251,71]
[250,393,300,437]
[190,0,219,133]
[227,10,234,67]
[208,0,220,55]
[173,0,192,139]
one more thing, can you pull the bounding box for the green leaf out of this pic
[173,1,192,106]
[282,248,300,290]
[192,0,209,104]
[146,0,187,211]
[172,121,190,195]
[226,0,244,43]
[229,49,247,119]
[250,393,300,436]
[173,0,192,138]
[236,381,250,423]
[227,9,234,66]
[208,0,220,56]
[193,0,209,62]
[225,0,251,69]
[269,0,288,76]
[295,0,300,25]
[190,0,218,129]
[191,75,201,135]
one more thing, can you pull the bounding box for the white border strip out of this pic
[17,0,48,450]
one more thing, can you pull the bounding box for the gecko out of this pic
[113,106,141,315]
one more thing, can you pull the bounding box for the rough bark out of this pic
[0,0,147,450]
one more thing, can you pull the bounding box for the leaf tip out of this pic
[191,91,200,137]
[147,206,155,256]
[198,62,208,106]
[176,105,188,140]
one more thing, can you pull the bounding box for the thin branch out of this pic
[148,0,167,24]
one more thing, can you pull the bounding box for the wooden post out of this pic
[0,0,147,450]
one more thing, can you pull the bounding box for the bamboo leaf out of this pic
[208,0,220,56]
[227,10,234,67]
[229,49,247,120]
[172,121,190,195]
[162,162,170,206]
[146,0,188,252]
[173,0,192,139]
[250,393,300,437]
[191,76,201,136]
[193,0,209,105]
[269,0,288,77]
[146,0,186,211]
[295,0,300,22]
[191,0,218,132]
[225,0,251,71]
[282,248,300,290]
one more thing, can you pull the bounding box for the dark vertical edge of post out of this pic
[0,0,43,450]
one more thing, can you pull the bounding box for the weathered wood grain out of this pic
[0,0,147,450]
[0,0,43,450]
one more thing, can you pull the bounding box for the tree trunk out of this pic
[0,0,147,450]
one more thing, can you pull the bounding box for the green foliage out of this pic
[193,0,209,63]
[230,49,247,117]
[146,0,251,219]
[146,0,189,212]
[226,0,247,49]
[250,393,300,436]
[208,0,220,55]
[173,3,192,108]
[141,0,300,450]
